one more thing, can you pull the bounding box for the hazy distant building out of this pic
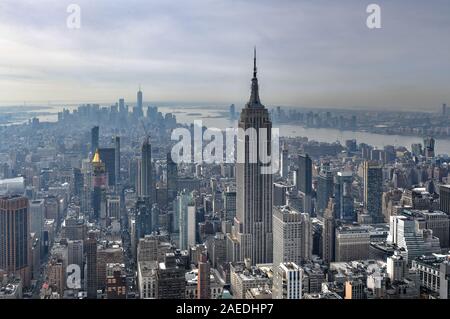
[424,137,435,159]
[91,126,99,156]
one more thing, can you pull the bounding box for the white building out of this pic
[387,215,441,264]
[273,205,312,267]
[272,262,303,299]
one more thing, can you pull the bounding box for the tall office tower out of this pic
[229,104,236,120]
[363,161,384,223]
[91,126,99,156]
[98,148,116,187]
[30,199,44,249]
[440,185,450,215]
[280,143,289,179]
[176,191,196,250]
[297,154,313,214]
[273,205,312,267]
[119,98,125,113]
[443,103,447,116]
[316,167,334,216]
[424,137,435,159]
[166,152,178,204]
[334,171,354,221]
[134,87,144,118]
[411,143,423,157]
[114,136,120,189]
[73,168,84,197]
[223,189,237,221]
[272,262,303,299]
[235,49,273,265]
[140,136,153,201]
[0,195,30,287]
[135,199,152,239]
[91,150,107,220]
[197,253,211,299]
[67,240,84,271]
[85,232,98,299]
[322,198,336,264]
[297,154,312,195]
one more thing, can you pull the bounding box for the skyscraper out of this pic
[334,171,354,221]
[297,153,312,214]
[440,185,450,215]
[92,149,107,220]
[235,49,273,265]
[363,161,383,223]
[424,137,435,159]
[91,126,99,156]
[166,152,178,204]
[280,143,289,179]
[29,199,44,251]
[140,136,153,201]
[98,147,116,187]
[316,167,334,216]
[85,232,98,299]
[273,205,312,267]
[322,198,336,264]
[297,154,312,195]
[0,195,30,287]
[114,136,120,189]
[134,86,144,118]
[197,253,211,299]
[176,191,196,250]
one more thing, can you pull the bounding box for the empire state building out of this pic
[234,49,273,265]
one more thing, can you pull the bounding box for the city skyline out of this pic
[1,0,450,305]
[1,0,450,110]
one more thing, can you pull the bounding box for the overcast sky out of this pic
[0,0,449,110]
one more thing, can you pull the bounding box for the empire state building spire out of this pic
[247,47,263,108]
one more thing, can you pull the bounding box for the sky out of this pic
[0,0,450,111]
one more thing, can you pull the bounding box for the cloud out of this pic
[0,0,449,110]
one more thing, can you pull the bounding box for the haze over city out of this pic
[1,0,450,110]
